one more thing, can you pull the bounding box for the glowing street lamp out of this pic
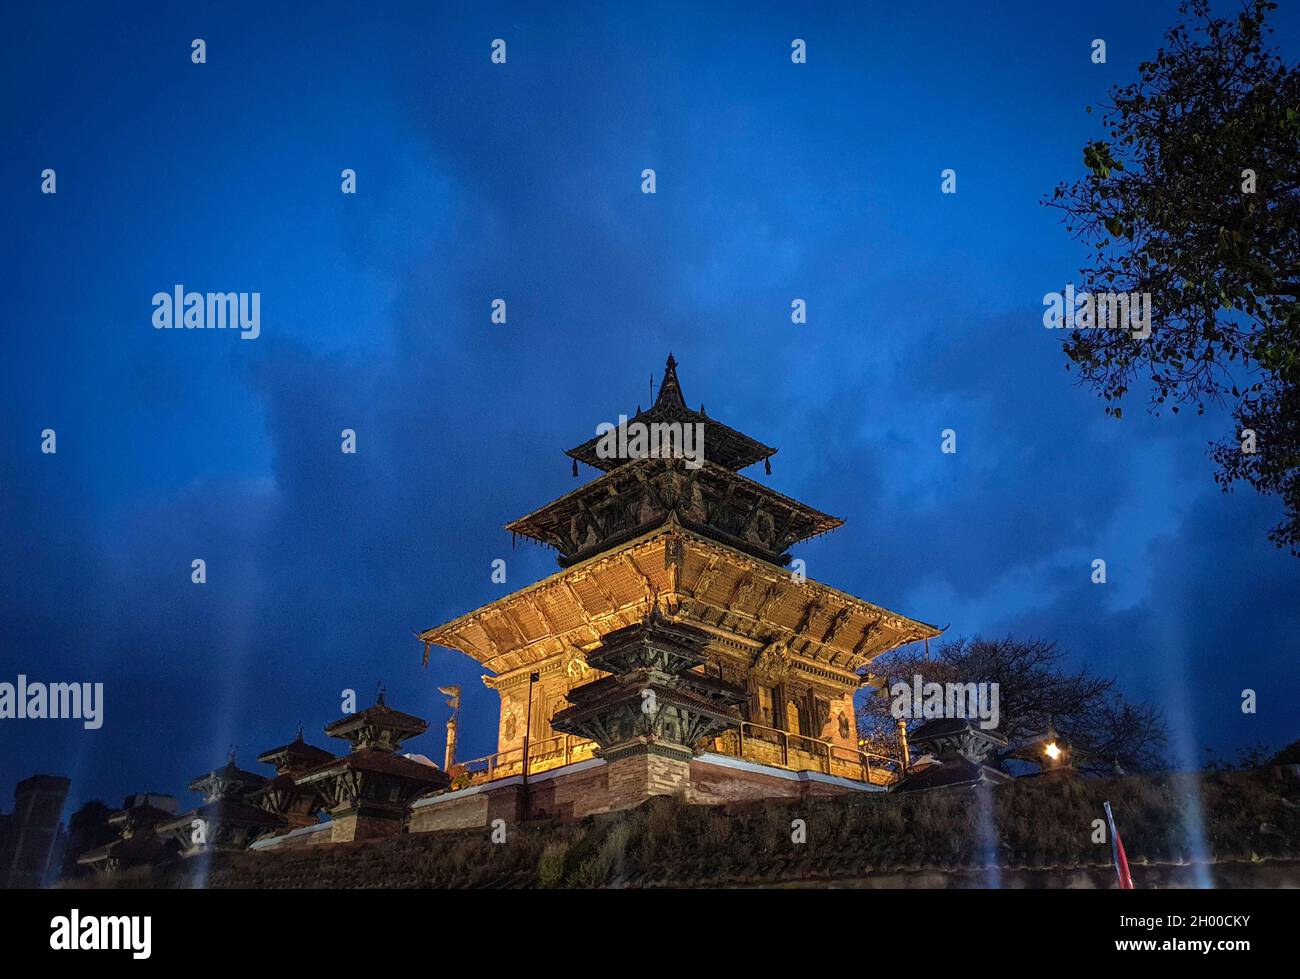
[1012,719,1077,775]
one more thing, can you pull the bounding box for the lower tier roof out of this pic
[419,520,939,679]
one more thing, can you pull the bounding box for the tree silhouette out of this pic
[1046,0,1300,551]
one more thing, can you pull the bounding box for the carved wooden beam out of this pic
[582,571,619,612]
[772,510,798,552]
[529,595,561,637]
[561,580,596,627]
[692,554,724,599]
[499,607,530,647]
[725,572,754,611]
[822,608,853,666]
[851,615,883,659]
[622,552,654,597]
[754,582,784,619]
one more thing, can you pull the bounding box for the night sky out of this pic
[4,1,1298,813]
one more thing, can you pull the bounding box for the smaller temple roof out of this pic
[555,674,743,720]
[897,719,1012,794]
[584,612,711,675]
[565,355,777,473]
[107,800,176,834]
[895,756,1013,793]
[258,730,336,775]
[323,692,429,752]
[120,793,178,815]
[188,756,267,802]
[910,718,1007,747]
[77,832,171,868]
[157,797,286,836]
[295,748,450,787]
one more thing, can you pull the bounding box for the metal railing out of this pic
[450,724,902,789]
[718,722,902,785]
[454,734,597,787]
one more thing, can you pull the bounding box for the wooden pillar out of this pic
[444,716,458,771]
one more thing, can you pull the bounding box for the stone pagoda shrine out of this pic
[295,692,450,842]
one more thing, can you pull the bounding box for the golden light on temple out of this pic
[418,355,941,795]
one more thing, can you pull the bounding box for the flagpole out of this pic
[1103,801,1135,889]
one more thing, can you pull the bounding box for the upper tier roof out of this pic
[565,354,776,473]
[506,456,841,567]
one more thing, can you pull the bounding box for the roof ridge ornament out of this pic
[655,352,686,409]
[563,355,778,478]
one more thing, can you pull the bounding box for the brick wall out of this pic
[330,812,405,843]
[409,754,695,829]
[408,791,491,832]
[526,763,610,820]
[688,756,870,807]
[399,752,875,838]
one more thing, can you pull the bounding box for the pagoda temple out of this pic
[76,793,178,875]
[158,754,284,857]
[253,729,335,830]
[295,692,451,842]
[413,355,939,828]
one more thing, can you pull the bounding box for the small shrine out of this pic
[550,609,747,800]
[895,718,1013,793]
[294,692,450,842]
[77,793,178,873]
[159,754,285,857]
[255,729,335,829]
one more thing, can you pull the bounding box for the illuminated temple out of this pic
[409,355,939,829]
[64,356,943,866]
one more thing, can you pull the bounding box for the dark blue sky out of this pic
[4,1,1298,812]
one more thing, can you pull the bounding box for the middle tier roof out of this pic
[507,457,842,568]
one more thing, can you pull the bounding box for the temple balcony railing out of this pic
[454,735,598,787]
[451,723,901,789]
[708,722,902,786]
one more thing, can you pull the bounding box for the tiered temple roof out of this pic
[159,754,284,856]
[76,794,178,873]
[420,354,940,801]
[427,354,937,675]
[513,355,833,568]
[507,457,841,567]
[254,730,335,828]
[295,693,450,835]
[322,696,430,752]
[564,354,776,473]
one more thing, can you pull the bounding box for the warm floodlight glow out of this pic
[1044,741,1062,761]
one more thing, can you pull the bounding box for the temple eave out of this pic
[504,457,839,559]
[419,524,939,679]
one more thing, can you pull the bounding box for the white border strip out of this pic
[694,752,887,792]
[250,820,333,851]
